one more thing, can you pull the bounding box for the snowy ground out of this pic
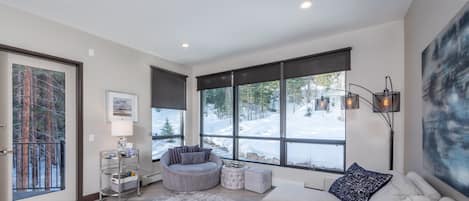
[13,160,62,191]
[152,138,182,160]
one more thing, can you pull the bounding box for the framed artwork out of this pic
[421,3,469,197]
[106,91,138,122]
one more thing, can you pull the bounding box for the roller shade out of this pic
[283,47,351,79]
[197,71,232,90]
[151,67,187,110]
[234,62,281,85]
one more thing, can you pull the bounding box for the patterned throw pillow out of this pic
[168,148,178,165]
[329,163,393,201]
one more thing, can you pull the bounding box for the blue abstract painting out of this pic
[422,3,469,197]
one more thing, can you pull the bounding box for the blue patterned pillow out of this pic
[328,163,393,201]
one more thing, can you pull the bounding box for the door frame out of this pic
[0,43,84,201]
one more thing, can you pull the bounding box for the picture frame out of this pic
[106,91,138,122]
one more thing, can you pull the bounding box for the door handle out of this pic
[0,148,13,156]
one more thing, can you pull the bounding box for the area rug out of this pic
[153,192,235,201]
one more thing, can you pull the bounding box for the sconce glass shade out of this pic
[342,93,360,110]
[111,120,134,137]
[315,96,330,111]
[372,91,400,113]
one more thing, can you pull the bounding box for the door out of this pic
[0,52,76,201]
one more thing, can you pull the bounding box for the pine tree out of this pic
[21,67,31,189]
[160,118,174,136]
[45,71,53,189]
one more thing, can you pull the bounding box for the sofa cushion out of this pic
[168,147,186,165]
[169,162,218,173]
[201,148,212,161]
[402,196,432,201]
[262,184,339,201]
[370,171,422,201]
[407,172,441,201]
[187,145,200,152]
[181,151,206,165]
[169,146,204,165]
[439,197,455,201]
[329,163,393,201]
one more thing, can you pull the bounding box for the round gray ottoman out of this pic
[160,152,222,192]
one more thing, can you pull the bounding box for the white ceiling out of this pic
[0,0,412,66]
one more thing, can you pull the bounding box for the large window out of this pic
[201,87,234,159]
[285,72,346,171]
[200,73,346,172]
[238,81,280,137]
[198,48,350,173]
[152,109,184,161]
[238,81,281,164]
[150,67,187,161]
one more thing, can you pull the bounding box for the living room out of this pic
[0,0,467,201]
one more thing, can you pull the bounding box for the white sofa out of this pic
[262,171,454,201]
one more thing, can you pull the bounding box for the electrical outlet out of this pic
[88,48,95,57]
[89,134,95,142]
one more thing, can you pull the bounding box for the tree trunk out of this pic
[15,68,23,189]
[21,67,32,189]
[31,71,38,188]
[45,72,53,189]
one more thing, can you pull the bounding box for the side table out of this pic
[221,165,246,190]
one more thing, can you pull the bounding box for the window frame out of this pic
[152,108,185,162]
[200,67,346,174]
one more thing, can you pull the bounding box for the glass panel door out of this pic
[0,52,76,201]
[12,64,66,200]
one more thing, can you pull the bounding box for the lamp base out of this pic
[117,137,128,151]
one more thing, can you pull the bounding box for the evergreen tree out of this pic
[160,118,175,136]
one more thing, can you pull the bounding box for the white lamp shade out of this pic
[111,120,133,137]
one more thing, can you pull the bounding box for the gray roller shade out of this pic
[197,71,232,90]
[151,66,187,110]
[284,47,351,79]
[234,62,281,85]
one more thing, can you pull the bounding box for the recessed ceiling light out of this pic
[181,43,190,48]
[300,0,312,9]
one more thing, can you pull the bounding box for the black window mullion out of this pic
[201,134,235,139]
[181,110,185,146]
[280,62,286,166]
[200,90,204,147]
[153,135,184,140]
[233,80,239,160]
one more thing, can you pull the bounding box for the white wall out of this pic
[404,0,469,200]
[0,4,193,196]
[190,21,405,185]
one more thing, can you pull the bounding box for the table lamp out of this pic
[111,120,133,150]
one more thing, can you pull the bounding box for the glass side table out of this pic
[99,149,141,201]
